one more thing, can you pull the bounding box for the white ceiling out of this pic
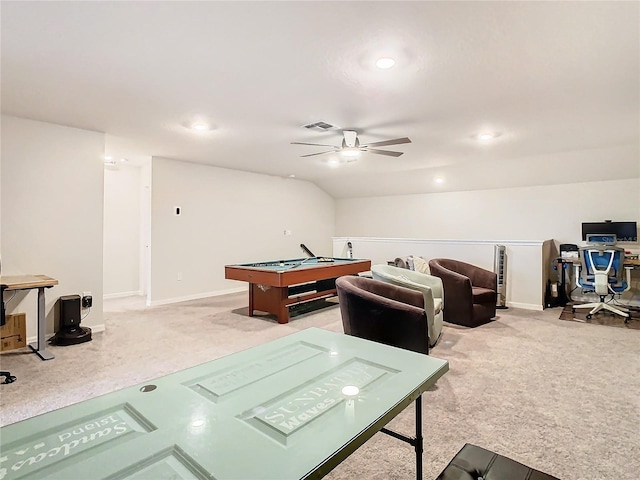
[2,1,638,198]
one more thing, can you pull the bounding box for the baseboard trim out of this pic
[507,302,543,311]
[148,287,247,307]
[333,236,546,247]
[104,290,143,300]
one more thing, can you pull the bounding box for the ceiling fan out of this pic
[291,130,411,158]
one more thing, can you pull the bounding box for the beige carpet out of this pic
[1,295,639,480]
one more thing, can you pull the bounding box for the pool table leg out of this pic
[277,302,290,324]
[248,284,255,317]
[249,284,290,324]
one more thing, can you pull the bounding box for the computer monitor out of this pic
[581,221,638,242]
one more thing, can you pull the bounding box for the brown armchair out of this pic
[335,275,430,355]
[428,258,497,327]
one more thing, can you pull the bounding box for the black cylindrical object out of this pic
[55,294,91,345]
[59,294,81,330]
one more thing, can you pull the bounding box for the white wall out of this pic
[1,115,105,338]
[140,163,152,303]
[103,165,142,297]
[320,144,640,199]
[149,158,335,305]
[335,179,640,247]
[334,179,640,309]
[333,237,551,309]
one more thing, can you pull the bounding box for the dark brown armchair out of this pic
[428,258,497,327]
[335,275,429,355]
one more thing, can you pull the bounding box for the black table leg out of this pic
[415,395,423,479]
[380,394,424,479]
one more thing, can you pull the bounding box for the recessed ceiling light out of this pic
[103,156,116,165]
[376,57,395,69]
[288,174,296,178]
[191,122,210,132]
[476,132,502,141]
[434,177,444,184]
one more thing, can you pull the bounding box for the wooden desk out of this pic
[1,274,58,360]
[624,257,640,267]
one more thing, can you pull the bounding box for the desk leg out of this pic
[414,395,423,480]
[28,287,54,360]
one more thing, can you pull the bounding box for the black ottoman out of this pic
[435,443,560,480]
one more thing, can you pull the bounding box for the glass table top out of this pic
[0,327,449,480]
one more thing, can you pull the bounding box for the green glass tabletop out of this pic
[0,327,449,480]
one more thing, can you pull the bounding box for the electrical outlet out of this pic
[82,292,93,308]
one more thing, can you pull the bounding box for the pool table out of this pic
[225,257,371,323]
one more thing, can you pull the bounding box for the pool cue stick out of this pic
[288,257,314,270]
[300,243,316,257]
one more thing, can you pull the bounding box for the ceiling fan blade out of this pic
[291,142,337,148]
[300,150,336,157]
[362,137,412,148]
[364,148,404,157]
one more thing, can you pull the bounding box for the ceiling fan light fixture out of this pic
[341,148,361,159]
[293,131,409,158]
[376,57,395,69]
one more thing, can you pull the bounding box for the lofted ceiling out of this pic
[1,1,638,199]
